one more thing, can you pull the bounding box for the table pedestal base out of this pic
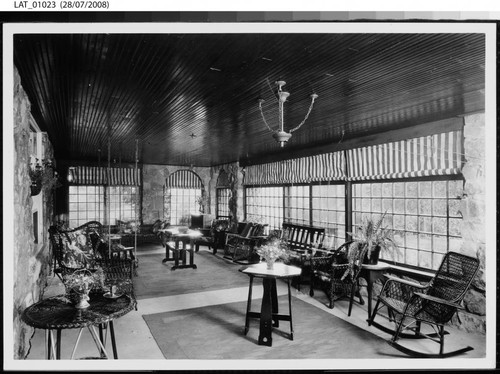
[244,277,294,346]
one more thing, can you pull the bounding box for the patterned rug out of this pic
[142,295,397,359]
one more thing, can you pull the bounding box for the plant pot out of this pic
[266,260,275,270]
[30,177,42,196]
[364,245,381,265]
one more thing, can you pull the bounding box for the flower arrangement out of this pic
[256,238,290,269]
[63,268,104,308]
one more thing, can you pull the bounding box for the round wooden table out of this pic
[22,293,134,359]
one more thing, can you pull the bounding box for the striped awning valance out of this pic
[346,130,463,181]
[244,151,346,185]
[68,166,141,185]
[166,170,203,189]
[107,167,141,185]
[309,152,346,182]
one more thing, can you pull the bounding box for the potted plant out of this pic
[256,237,290,270]
[29,158,60,196]
[342,212,399,279]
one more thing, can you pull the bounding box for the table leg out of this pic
[271,278,279,328]
[287,279,294,340]
[98,324,105,357]
[244,276,254,335]
[181,241,187,264]
[109,321,118,359]
[56,329,61,359]
[258,278,274,346]
[88,325,109,359]
[70,328,85,359]
[189,239,197,269]
[366,276,373,319]
[172,240,180,270]
[45,329,50,359]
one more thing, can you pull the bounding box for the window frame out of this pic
[244,174,463,271]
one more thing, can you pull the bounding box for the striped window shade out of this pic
[68,166,141,185]
[107,167,141,185]
[346,130,463,181]
[166,170,203,189]
[244,151,346,185]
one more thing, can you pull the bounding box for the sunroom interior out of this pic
[6,21,495,370]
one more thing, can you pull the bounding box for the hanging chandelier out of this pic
[258,80,318,147]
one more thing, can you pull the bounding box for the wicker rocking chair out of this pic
[309,241,364,314]
[367,251,480,358]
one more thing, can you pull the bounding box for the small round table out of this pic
[239,262,302,346]
[22,293,134,359]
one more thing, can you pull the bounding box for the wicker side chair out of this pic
[367,251,480,358]
[309,241,364,313]
[49,222,137,310]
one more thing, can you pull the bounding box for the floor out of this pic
[22,243,489,371]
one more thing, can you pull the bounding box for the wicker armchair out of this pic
[309,241,364,313]
[367,251,480,358]
[49,222,137,309]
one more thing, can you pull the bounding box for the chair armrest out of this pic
[413,292,463,309]
[383,274,428,289]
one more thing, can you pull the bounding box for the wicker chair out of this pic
[49,222,137,309]
[367,251,480,358]
[223,222,261,260]
[309,241,364,314]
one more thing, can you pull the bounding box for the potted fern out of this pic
[343,212,398,279]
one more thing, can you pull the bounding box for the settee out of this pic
[115,219,169,247]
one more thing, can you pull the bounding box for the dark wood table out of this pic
[239,262,301,346]
[159,227,202,270]
[21,293,134,359]
[358,263,390,319]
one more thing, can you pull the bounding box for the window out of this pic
[166,188,201,225]
[312,183,346,250]
[69,185,138,227]
[108,186,139,225]
[352,179,463,270]
[68,186,105,227]
[216,188,231,218]
[246,186,283,230]
[285,185,310,226]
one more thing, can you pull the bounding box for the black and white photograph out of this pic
[2,7,497,372]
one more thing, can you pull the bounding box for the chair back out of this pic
[428,251,480,303]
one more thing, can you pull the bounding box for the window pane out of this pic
[352,179,463,270]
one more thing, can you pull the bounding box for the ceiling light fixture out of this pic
[258,80,318,147]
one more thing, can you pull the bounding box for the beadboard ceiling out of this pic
[14,32,485,167]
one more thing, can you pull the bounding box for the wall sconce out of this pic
[67,167,76,183]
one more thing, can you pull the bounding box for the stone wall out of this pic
[458,112,486,333]
[142,164,212,224]
[13,67,54,359]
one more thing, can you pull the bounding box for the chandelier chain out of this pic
[258,101,276,133]
[289,97,317,133]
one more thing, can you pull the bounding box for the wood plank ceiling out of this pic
[14,32,485,167]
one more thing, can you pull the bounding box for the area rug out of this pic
[134,250,251,299]
[142,295,396,359]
